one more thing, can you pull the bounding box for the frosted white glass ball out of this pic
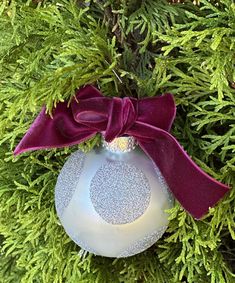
[55,137,173,258]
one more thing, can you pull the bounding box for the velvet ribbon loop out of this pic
[14,85,229,219]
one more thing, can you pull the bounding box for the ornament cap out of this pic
[102,136,136,153]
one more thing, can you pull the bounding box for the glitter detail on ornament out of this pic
[55,136,172,257]
[90,161,151,225]
[102,136,136,153]
[153,164,174,205]
[55,151,85,218]
[117,226,168,258]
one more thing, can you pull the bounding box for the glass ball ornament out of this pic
[55,136,173,258]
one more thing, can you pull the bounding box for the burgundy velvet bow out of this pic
[14,85,229,219]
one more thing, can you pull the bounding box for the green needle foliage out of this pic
[0,0,235,282]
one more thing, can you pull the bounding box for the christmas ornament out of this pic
[14,85,229,256]
[55,136,172,257]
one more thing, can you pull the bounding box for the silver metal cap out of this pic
[102,136,136,153]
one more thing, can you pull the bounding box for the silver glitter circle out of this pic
[117,226,168,258]
[55,151,85,218]
[90,161,151,225]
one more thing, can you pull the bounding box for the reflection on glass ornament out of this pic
[55,136,173,258]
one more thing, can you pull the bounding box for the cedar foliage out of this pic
[0,0,235,282]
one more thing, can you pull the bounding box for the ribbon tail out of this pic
[14,102,97,155]
[135,126,229,219]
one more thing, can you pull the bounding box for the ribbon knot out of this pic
[14,85,229,219]
[71,94,138,142]
[104,97,137,142]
